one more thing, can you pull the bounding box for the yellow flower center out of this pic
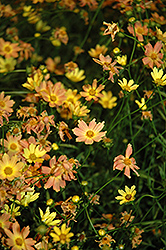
[125,194,132,200]
[124,214,130,221]
[13,128,20,134]
[110,66,116,73]
[15,237,23,246]
[151,53,157,60]
[123,85,131,91]
[60,234,66,242]
[50,95,57,102]
[10,143,17,150]
[29,153,37,161]
[155,78,163,86]
[136,27,144,34]
[4,166,13,175]
[4,45,12,53]
[0,101,5,108]
[123,158,131,166]
[86,130,94,138]
[89,89,96,96]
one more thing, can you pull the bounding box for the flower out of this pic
[45,56,64,75]
[50,223,74,245]
[141,111,153,121]
[116,55,127,66]
[142,41,163,69]
[0,153,23,181]
[80,79,105,101]
[113,143,140,179]
[39,207,61,226]
[103,21,119,42]
[65,67,86,82]
[0,213,11,230]
[5,221,36,250]
[22,68,44,91]
[72,119,107,145]
[151,67,166,86]
[23,144,46,164]
[118,78,139,92]
[3,134,22,156]
[1,204,21,218]
[0,57,17,73]
[15,187,40,207]
[99,90,117,109]
[115,185,136,205]
[58,121,72,142]
[156,27,166,43]
[0,91,15,113]
[131,227,144,248]
[120,210,135,227]
[0,38,20,58]
[88,44,108,58]
[127,21,148,41]
[97,234,116,248]
[135,98,147,110]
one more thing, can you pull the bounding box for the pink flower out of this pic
[142,41,163,69]
[127,21,148,41]
[73,118,107,145]
[113,144,140,179]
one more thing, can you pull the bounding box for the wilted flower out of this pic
[103,21,119,42]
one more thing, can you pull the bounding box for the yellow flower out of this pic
[118,78,139,92]
[39,207,61,226]
[0,57,17,73]
[0,153,23,181]
[23,144,46,163]
[115,185,136,205]
[135,98,147,110]
[113,47,120,54]
[22,69,43,91]
[116,55,127,66]
[1,204,21,218]
[50,223,74,244]
[88,44,108,58]
[65,67,86,82]
[99,91,117,109]
[15,187,40,207]
[151,67,166,86]
[52,143,59,150]
[65,89,81,105]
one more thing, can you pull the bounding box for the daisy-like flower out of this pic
[45,56,64,75]
[0,91,15,113]
[0,38,20,58]
[0,153,23,181]
[97,234,116,248]
[5,221,36,250]
[151,67,166,86]
[99,90,117,109]
[103,21,119,42]
[135,98,147,110]
[22,68,44,91]
[1,204,21,218]
[65,89,81,105]
[23,143,46,164]
[88,44,108,58]
[39,207,61,226]
[0,213,11,230]
[127,21,148,42]
[113,143,139,179]
[142,41,163,69]
[118,78,139,92]
[116,55,127,66]
[65,67,86,82]
[141,111,153,121]
[72,119,107,145]
[120,210,135,227]
[50,223,74,245]
[156,27,166,43]
[3,134,22,156]
[80,79,105,101]
[115,185,136,205]
[0,57,17,73]
[15,187,40,207]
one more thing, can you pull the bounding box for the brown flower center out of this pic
[155,78,163,86]
[151,53,157,60]
[50,95,57,102]
[10,143,17,150]
[136,27,144,34]
[29,153,37,161]
[15,237,23,246]
[89,89,96,96]
[123,158,131,166]
[4,166,13,175]
[125,194,132,200]
[86,130,94,138]
[0,101,5,108]
[60,234,66,241]
[4,45,12,53]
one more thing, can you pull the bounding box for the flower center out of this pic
[13,128,20,134]
[124,214,130,221]
[123,158,131,166]
[155,78,163,86]
[136,27,144,34]
[124,85,130,91]
[50,95,57,102]
[89,89,96,96]
[86,130,94,138]
[4,166,13,175]
[0,101,5,108]
[151,53,157,60]
[125,194,132,200]
[29,153,37,161]
[4,45,12,53]
[110,66,116,73]
[60,234,66,241]
[15,237,23,246]
[10,143,17,150]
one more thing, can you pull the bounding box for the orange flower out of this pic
[0,38,20,58]
[73,119,107,145]
[0,91,15,113]
[80,79,105,101]
[142,41,163,69]
[127,21,148,41]
[113,143,140,179]
[5,221,36,250]
[88,44,108,58]
[103,21,119,42]
[3,134,22,156]
[45,56,65,75]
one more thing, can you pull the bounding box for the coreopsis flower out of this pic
[80,79,105,101]
[143,90,155,99]
[118,78,139,92]
[58,121,72,142]
[69,101,90,118]
[99,90,117,109]
[120,210,135,227]
[0,57,17,73]
[15,187,40,207]
[34,236,50,250]
[73,46,84,55]
[23,143,47,164]
[39,207,61,226]
[142,41,163,69]
[45,56,64,75]
[1,204,21,218]
[65,67,86,82]
[97,234,116,248]
[38,81,67,107]
[0,213,11,230]
[131,227,144,248]
[50,223,74,245]
[72,119,107,145]
[135,98,147,110]
[141,111,153,121]
[0,91,15,113]
[3,134,22,156]
[65,89,81,105]
[22,68,44,91]
[116,55,127,66]
[64,61,78,72]
[151,12,166,25]
[156,27,166,43]
[16,105,38,121]
[89,193,100,205]
[103,21,119,42]
[127,21,148,41]
[113,143,140,179]
[5,221,36,250]
[52,27,69,45]
[115,185,136,205]
[0,38,20,58]
[18,40,35,62]
[151,67,166,86]
[0,109,11,126]
[0,153,24,181]
[88,44,108,58]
